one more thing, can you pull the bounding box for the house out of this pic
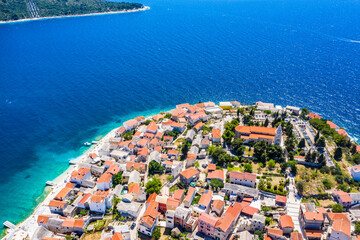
[173,189,185,203]
[211,200,225,216]
[137,138,149,148]
[180,167,200,185]
[286,106,301,115]
[54,186,72,201]
[128,183,146,202]
[168,149,179,159]
[167,198,180,211]
[207,170,224,183]
[126,162,146,173]
[241,206,259,218]
[139,201,160,236]
[351,165,360,181]
[279,215,294,234]
[308,113,322,119]
[128,170,141,185]
[198,212,218,238]
[183,187,196,207]
[290,232,303,240]
[97,172,113,191]
[208,164,216,172]
[185,216,198,232]
[188,112,208,125]
[186,153,197,168]
[70,168,91,185]
[214,202,243,240]
[229,171,256,188]
[185,129,196,142]
[252,213,266,231]
[222,183,259,201]
[235,126,279,144]
[212,129,221,143]
[123,119,138,131]
[89,190,112,213]
[117,200,142,219]
[327,121,340,130]
[49,200,68,214]
[105,232,125,240]
[174,207,191,228]
[137,147,149,161]
[300,203,324,230]
[276,195,287,206]
[267,228,284,240]
[333,191,353,208]
[145,193,158,208]
[78,193,92,209]
[165,210,175,228]
[155,195,168,213]
[164,160,182,177]
[176,103,190,109]
[61,218,87,233]
[193,122,204,132]
[327,213,350,240]
[231,101,241,107]
[146,122,158,134]
[200,139,210,149]
[116,126,126,137]
[194,190,213,216]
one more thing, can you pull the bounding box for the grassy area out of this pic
[227,165,242,172]
[82,232,102,240]
[154,173,171,185]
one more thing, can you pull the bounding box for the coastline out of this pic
[0,6,150,25]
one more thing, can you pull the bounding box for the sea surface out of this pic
[0,0,360,233]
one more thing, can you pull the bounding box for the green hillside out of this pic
[0,0,144,21]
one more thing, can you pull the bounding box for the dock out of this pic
[3,221,17,230]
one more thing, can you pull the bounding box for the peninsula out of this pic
[0,0,146,22]
[4,101,360,240]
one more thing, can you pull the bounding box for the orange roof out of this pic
[291,232,303,240]
[155,132,163,139]
[198,190,213,206]
[334,190,353,203]
[117,126,126,134]
[110,232,124,240]
[137,147,149,156]
[280,215,294,229]
[180,167,199,179]
[212,129,221,139]
[152,114,164,121]
[176,103,190,109]
[71,168,90,180]
[198,212,218,226]
[187,153,197,160]
[135,116,145,121]
[129,183,141,195]
[216,202,242,232]
[150,138,159,146]
[305,229,322,238]
[146,122,158,132]
[134,131,142,138]
[140,201,159,228]
[97,172,113,184]
[49,199,67,208]
[267,228,283,237]
[168,149,179,156]
[79,193,92,205]
[62,218,84,228]
[104,160,115,166]
[276,195,287,204]
[167,198,180,208]
[241,206,259,216]
[308,112,322,119]
[146,193,158,204]
[330,213,350,236]
[356,145,360,153]
[207,169,224,181]
[184,187,196,203]
[137,138,149,147]
[91,195,106,203]
[107,164,120,175]
[229,171,256,181]
[88,153,98,159]
[208,164,216,171]
[163,136,173,142]
[154,146,162,152]
[173,189,185,201]
[212,200,225,211]
[55,187,72,200]
[194,122,204,131]
[249,133,275,140]
[65,182,75,189]
[327,121,339,129]
[37,215,50,224]
[235,126,276,135]
[337,129,348,137]
[124,119,138,127]
[304,212,323,221]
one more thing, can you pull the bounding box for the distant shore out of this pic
[0,6,150,24]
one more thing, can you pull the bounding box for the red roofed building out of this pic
[290,232,303,240]
[229,171,256,188]
[184,187,196,207]
[327,213,350,240]
[214,202,243,239]
[70,168,91,185]
[337,128,349,138]
[197,190,213,214]
[211,200,225,216]
[235,126,277,144]
[180,167,200,185]
[198,212,218,238]
[327,121,340,130]
[173,189,185,202]
[123,119,138,131]
[78,193,92,209]
[267,228,283,240]
[116,126,126,137]
[212,128,221,143]
[146,121,158,134]
[105,232,124,240]
[307,113,322,119]
[279,215,294,234]
[193,121,204,132]
[333,191,353,208]
[207,169,224,183]
[208,164,216,172]
[139,201,160,236]
[49,199,68,214]
[275,195,287,206]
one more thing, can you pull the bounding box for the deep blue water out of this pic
[0,0,360,232]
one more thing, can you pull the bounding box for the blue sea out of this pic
[0,0,360,233]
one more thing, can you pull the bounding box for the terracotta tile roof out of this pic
[107,164,120,175]
[229,171,256,181]
[173,189,185,201]
[146,193,158,204]
[117,126,126,134]
[168,149,179,156]
[187,153,197,160]
[163,136,173,142]
[180,167,199,179]
[134,131,142,138]
[194,122,204,131]
[337,129,348,137]
[243,197,253,203]
[71,168,90,180]
[264,235,272,240]
[62,218,85,228]
[241,206,259,216]
[176,103,190,109]
[308,112,322,119]
[235,126,276,135]
[216,202,242,232]
[155,132,163,139]
[331,214,350,237]
[304,212,324,221]
[267,228,283,237]
[79,193,92,205]
[356,145,360,153]
[150,138,159,146]
[55,187,72,200]
[198,212,218,226]
[37,215,50,224]
[124,119,138,128]
[280,215,294,229]
[167,198,180,209]
[97,172,112,184]
[291,232,303,240]
[111,232,124,240]
[91,195,106,203]
[152,114,164,121]
[137,147,149,156]
[198,190,213,207]
[129,183,141,195]
[135,116,145,122]
[212,129,221,139]
[334,190,353,203]
[276,195,287,204]
[327,121,339,129]
[207,170,224,181]
[146,121,158,133]
[88,153,98,159]
[154,146,162,152]
[211,200,225,211]
[49,199,67,208]
[104,160,115,166]
[304,229,322,238]
[208,164,216,171]
[65,182,75,189]
[137,138,149,147]
[184,187,196,203]
[140,201,159,228]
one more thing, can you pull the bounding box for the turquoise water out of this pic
[0,0,360,233]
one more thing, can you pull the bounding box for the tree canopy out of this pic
[145,178,162,194]
[149,161,164,175]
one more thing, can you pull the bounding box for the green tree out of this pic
[149,161,164,175]
[305,151,312,162]
[298,138,306,149]
[123,131,133,140]
[355,221,360,234]
[318,154,326,165]
[264,118,269,127]
[296,181,305,195]
[288,161,297,174]
[254,140,267,162]
[254,230,264,240]
[332,204,344,213]
[231,138,245,156]
[314,131,320,143]
[300,108,310,119]
[353,153,360,164]
[322,179,332,189]
[266,144,283,159]
[222,130,235,145]
[145,119,152,125]
[244,163,253,173]
[194,161,200,168]
[145,178,162,194]
[112,172,123,187]
[152,226,161,240]
[334,147,343,161]
[316,136,326,148]
[210,179,224,190]
[280,162,289,172]
[268,159,276,169]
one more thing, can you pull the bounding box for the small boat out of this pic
[46,181,55,186]
[91,141,99,144]
[83,142,91,146]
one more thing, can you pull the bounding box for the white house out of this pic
[165,210,175,228]
[139,201,159,236]
[89,190,112,213]
[70,168,91,185]
[351,165,360,181]
[123,119,138,131]
[97,172,113,191]
[229,171,256,188]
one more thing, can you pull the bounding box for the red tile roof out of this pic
[129,183,141,195]
[212,129,221,139]
[291,232,303,240]
[79,193,92,205]
[37,215,50,224]
[241,206,259,216]
[334,190,353,203]
[71,168,90,180]
[267,228,283,237]
[146,193,158,204]
[173,189,185,201]
[180,167,199,179]
[280,215,294,229]
[146,121,158,133]
[308,112,322,119]
[208,164,216,171]
[198,212,218,226]
[207,170,224,181]
[229,171,256,181]
[212,200,225,212]
[184,187,196,203]
[305,229,322,238]
[198,190,213,206]
[276,195,287,204]
[327,121,339,129]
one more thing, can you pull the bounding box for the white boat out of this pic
[84,142,91,146]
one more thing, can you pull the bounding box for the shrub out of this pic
[332,204,344,213]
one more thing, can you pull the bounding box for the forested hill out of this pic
[0,0,144,21]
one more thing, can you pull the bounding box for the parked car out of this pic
[131,223,136,230]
